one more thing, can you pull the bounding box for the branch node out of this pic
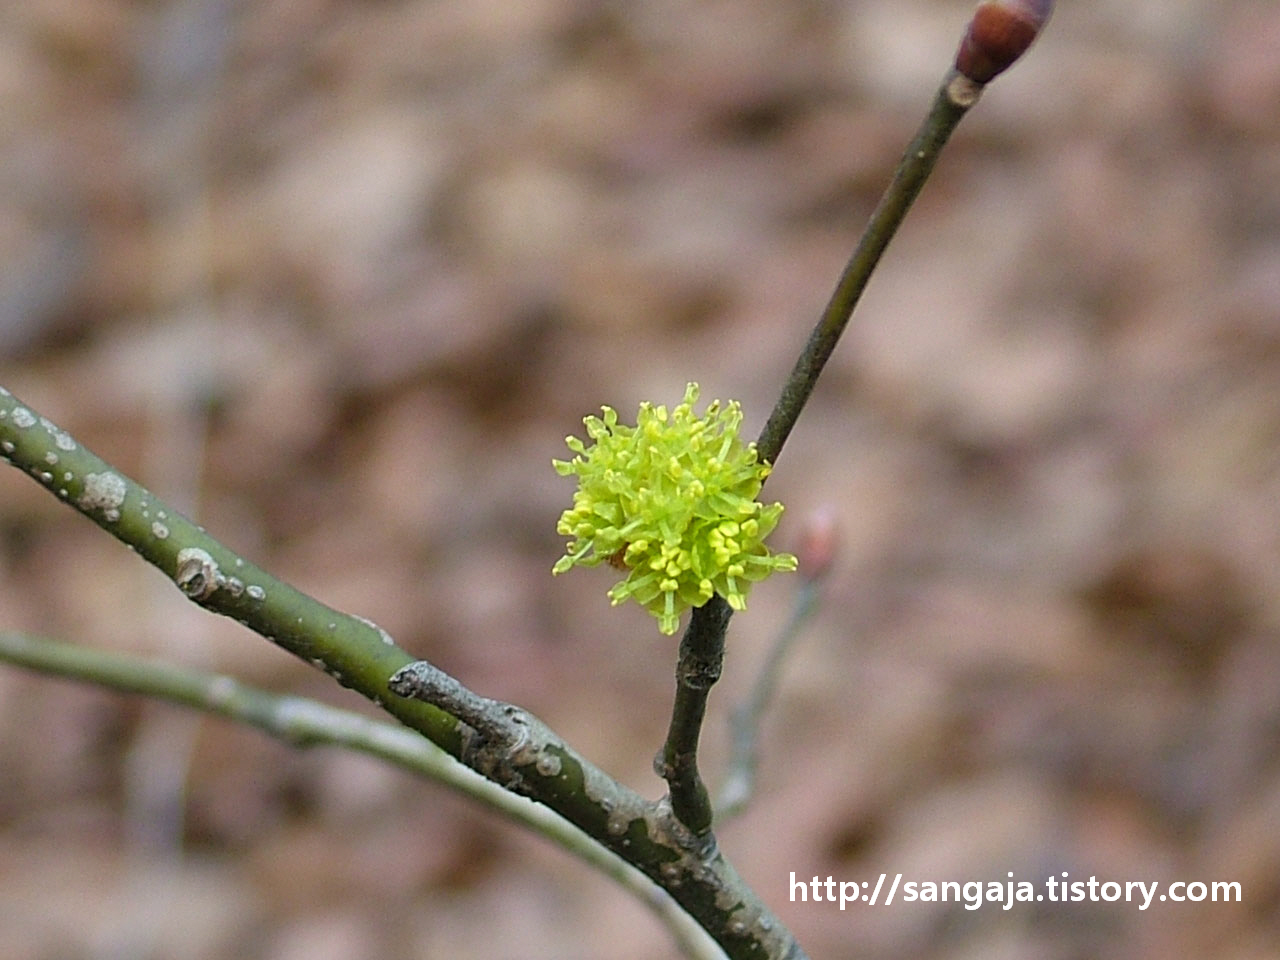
[389,660,544,791]
[175,547,222,600]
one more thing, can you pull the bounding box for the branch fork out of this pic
[0,4,1056,956]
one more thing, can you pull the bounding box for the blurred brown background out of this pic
[1,1,1278,958]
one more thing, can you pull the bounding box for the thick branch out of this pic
[0,632,724,960]
[0,386,806,960]
[0,15,1045,950]
[386,654,803,958]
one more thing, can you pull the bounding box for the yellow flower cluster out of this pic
[553,383,796,635]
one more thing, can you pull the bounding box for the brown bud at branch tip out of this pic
[955,0,1053,84]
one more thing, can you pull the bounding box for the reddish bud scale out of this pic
[955,0,1053,84]
[796,505,838,582]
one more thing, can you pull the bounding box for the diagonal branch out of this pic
[652,71,987,840]
[718,578,821,820]
[0,631,725,960]
[0,8,1053,955]
[755,70,983,470]
[0,385,806,960]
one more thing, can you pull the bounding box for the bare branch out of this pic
[0,631,726,960]
[0,387,807,960]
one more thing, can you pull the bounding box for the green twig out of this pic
[0,631,725,960]
[656,71,983,838]
[718,581,820,820]
[0,387,805,960]
[0,7,1050,951]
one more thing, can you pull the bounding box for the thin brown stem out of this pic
[756,71,983,468]
[658,70,984,840]
[657,596,733,837]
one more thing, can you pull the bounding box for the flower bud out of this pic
[955,0,1053,84]
[553,383,796,635]
[796,505,839,583]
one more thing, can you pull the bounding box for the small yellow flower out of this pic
[553,383,796,634]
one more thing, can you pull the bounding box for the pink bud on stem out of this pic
[796,505,839,583]
[955,0,1054,84]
